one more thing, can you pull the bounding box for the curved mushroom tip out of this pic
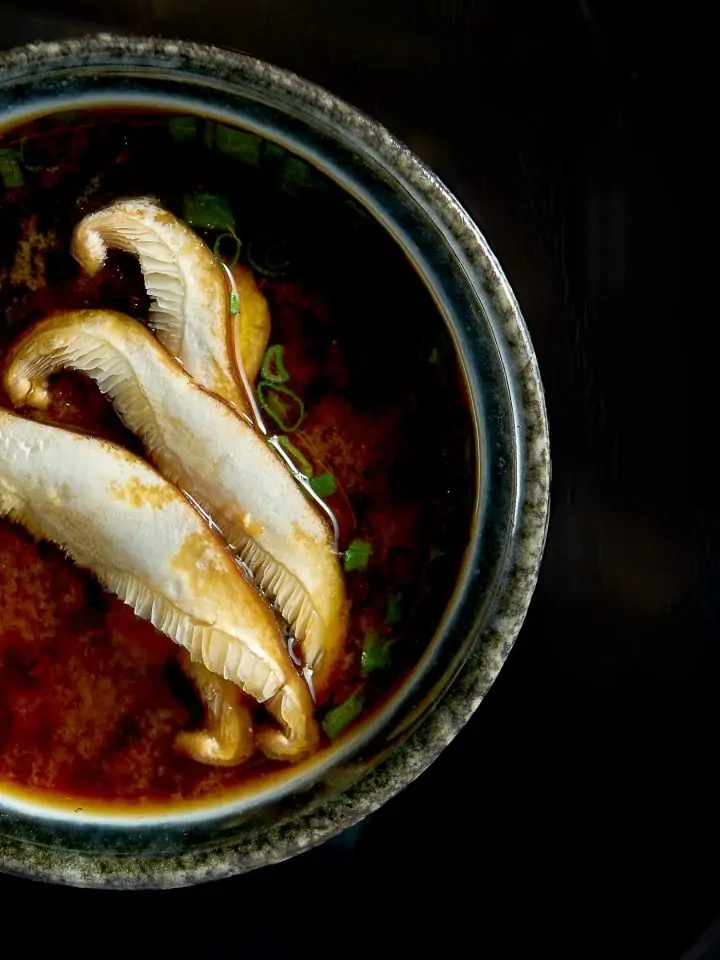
[257,687,320,762]
[301,602,350,704]
[2,371,51,411]
[71,223,107,275]
[308,654,332,705]
[256,722,320,763]
[173,649,257,767]
[27,382,52,410]
[174,728,255,767]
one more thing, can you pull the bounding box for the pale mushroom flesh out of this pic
[71,197,262,415]
[3,308,348,699]
[0,409,318,762]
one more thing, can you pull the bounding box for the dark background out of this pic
[0,2,717,957]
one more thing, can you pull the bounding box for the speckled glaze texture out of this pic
[0,36,550,887]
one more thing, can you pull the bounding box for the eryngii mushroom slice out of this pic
[71,197,268,415]
[0,408,318,762]
[175,650,256,767]
[3,309,348,699]
[233,262,271,385]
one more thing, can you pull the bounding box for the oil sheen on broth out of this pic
[0,110,474,808]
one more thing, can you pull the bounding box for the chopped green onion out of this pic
[277,436,313,476]
[309,472,336,498]
[19,140,48,174]
[215,125,263,165]
[213,231,241,269]
[344,539,372,572]
[280,155,313,194]
[229,292,239,316]
[361,632,391,673]
[263,141,286,162]
[247,234,291,279]
[0,149,24,189]
[182,192,236,233]
[260,344,290,384]
[257,382,305,432]
[322,693,364,740]
[203,120,216,150]
[169,117,198,142]
[385,592,404,625]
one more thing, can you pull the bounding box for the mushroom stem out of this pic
[175,650,256,767]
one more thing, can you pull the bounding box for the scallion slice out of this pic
[361,633,391,673]
[215,126,263,165]
[257,382,305,432]
[309,472,336,498]
[385,592,404,625]
[277,435,314,476]
[0,149,24,189]
[169,117,198,142]
[182,191,236,233]
[344,539,372,572]
[322,693,364,740]
[213,231,241,269]
[260,344,290,384]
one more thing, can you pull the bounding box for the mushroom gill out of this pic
[3,309,348,699]
[0,409,318,762]
[174,649,256,766]
[71,197,270,415]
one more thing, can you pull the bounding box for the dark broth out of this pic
[0,109,475,808]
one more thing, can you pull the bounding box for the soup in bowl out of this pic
[0,37,549,887]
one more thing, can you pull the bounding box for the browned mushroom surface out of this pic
[0,409,318,762]
[4,309,348,699]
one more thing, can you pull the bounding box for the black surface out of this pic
[0,2,718,956]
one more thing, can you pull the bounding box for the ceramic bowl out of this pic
[0,35,550,887]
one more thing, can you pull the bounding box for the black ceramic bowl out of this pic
[0,36,550,887]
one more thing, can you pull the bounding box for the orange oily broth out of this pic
[0,110,474,808]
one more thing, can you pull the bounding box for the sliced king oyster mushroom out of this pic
[71,198,304,737]
[232,262,271,385]
[71,197,270,415]
[0,408,318,762]
[175,649,256,766]
[3,309,348,699]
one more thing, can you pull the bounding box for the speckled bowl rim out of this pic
[0,35,550,887]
